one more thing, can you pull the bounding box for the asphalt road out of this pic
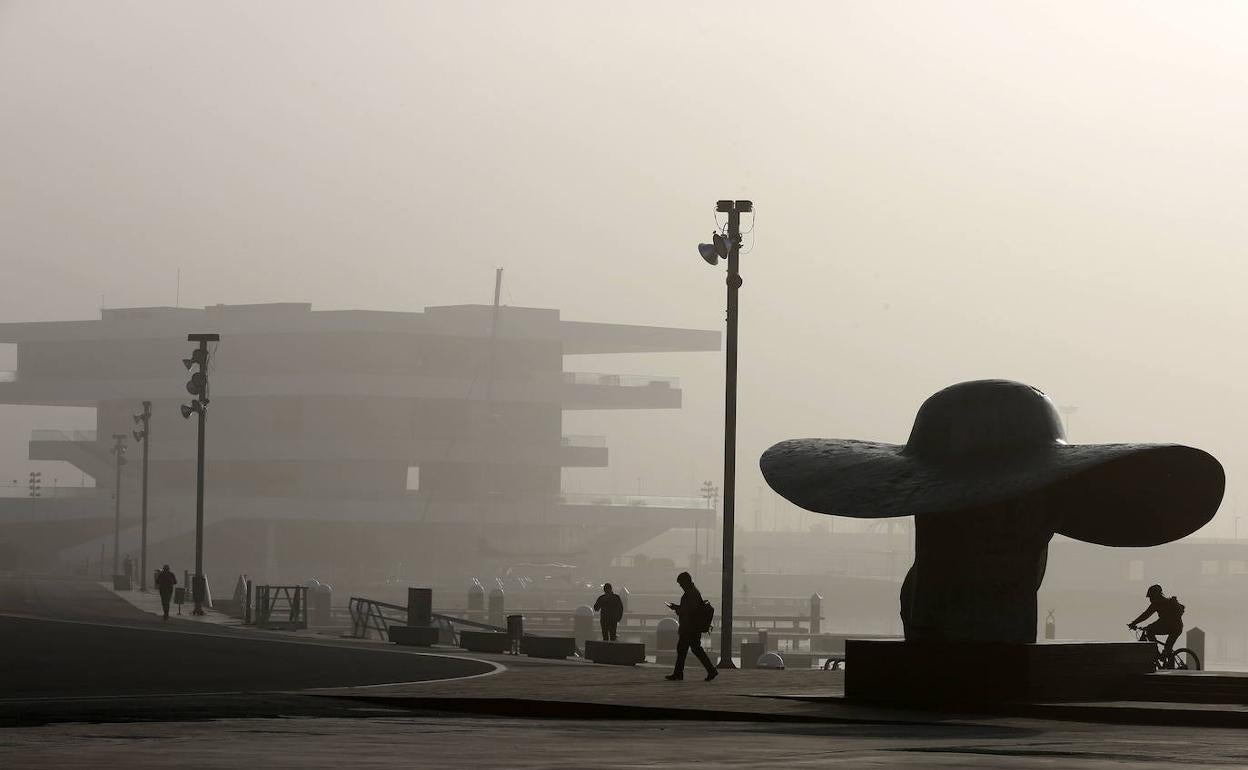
[0,575,496,700]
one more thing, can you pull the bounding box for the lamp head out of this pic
[698,233,729,266]
[183,348,209,370]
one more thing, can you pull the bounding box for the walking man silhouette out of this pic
[593,583,624,641]
[155,564,177,621]
[665,571,718,681]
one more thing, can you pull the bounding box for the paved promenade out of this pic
[5,574,1248,768]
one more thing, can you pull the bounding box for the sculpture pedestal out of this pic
[845,639,1156,704]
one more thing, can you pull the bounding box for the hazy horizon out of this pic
[3,1,1247,537]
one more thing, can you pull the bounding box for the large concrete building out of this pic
[0,302,718,590]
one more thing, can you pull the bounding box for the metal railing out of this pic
[560,435,607,447]
[558,492,708,509]
[255,585,308,630]
[0,484,97,498]
[562,372,677,388]
[30,429,98,442]
[349,596,507,643]
[348,596,407,640]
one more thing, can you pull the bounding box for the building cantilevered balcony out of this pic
[0,302,720,585]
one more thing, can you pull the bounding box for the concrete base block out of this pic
[585,640,645,666]
[845,639,1157,704]
[112,575,132,591]
[460,631,509,654]
[740,642,763,669]
[521,635,577,659]
[388,625,439,647]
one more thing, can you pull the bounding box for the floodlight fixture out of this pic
[698,233,729,266]
[186,371,208,397]
[183,348,208,370]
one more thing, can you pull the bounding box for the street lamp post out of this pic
[109,434,127,578]
[183,333,219,615]
[133,401,152,591]
[698,198,753,668]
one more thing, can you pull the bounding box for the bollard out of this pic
[408,587,432,627]
[488,587,505,628]
[740,641,763,669]
[1045,610,1056,640]
[468,579,485,622]
[574,605,594,648]
[656,617,679,651]
[506,614,525,654]
[1187,627,1205,668]
[810,593,823,636]
[310,583,333,627]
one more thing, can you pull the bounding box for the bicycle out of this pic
[1131,627,1201,671]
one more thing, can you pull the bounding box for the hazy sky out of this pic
[2,2,1247,534]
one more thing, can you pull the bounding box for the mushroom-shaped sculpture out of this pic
[761,380,1224,644]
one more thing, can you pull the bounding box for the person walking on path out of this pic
[665,571,718,681]
[155,565,177,621]
[593,583,624,641]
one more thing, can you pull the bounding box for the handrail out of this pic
[562,372,678,388]
[30,429,98,442]
[560,435,607,448]
[348,597,508,644]
[348,596,407,639]
[557,492,708,509]
[432,612,505,633]
[255,585,308,629]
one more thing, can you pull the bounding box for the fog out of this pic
[2,3,1248,661]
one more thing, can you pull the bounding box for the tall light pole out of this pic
[698,198,752,668]
[109,434,127,577]
[133,401,152,591]
[182,333,219,615]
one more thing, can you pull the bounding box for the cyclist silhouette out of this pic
[1128,584,1185,661]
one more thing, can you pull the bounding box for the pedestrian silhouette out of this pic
[665,571,717,681]
[593,583,624,641]
[155,564,177,621]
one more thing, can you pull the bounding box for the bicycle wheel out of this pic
[1171,648,1201,671]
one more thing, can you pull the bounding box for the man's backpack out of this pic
[1169,596,1186,618]
[694,600,715,633]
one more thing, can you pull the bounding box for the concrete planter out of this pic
[460,631,509,654]
[585,640,645,666]
[388,625,439,647]
[521,635,577,659]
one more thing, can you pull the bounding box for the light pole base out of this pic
[716,657,737,670]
